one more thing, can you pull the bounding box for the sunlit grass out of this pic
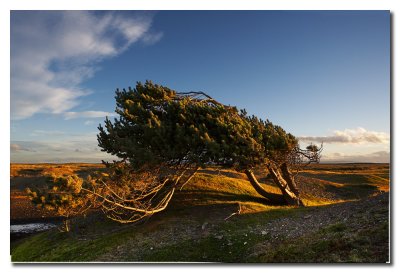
[173,171,283,214]
[10,163,104,178]
[10,163,390,219]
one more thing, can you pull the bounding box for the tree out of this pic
[96,81,322,220]
[28,80,321,226]
[26,174,91,232]
[239,115,322,206]
[93,83,228,223]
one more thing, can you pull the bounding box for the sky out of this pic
[10,10,390,163]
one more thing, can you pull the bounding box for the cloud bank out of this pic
[11,11,161,120]
[322,151,390,163]
[64,111,116,120]
[10,140,117,163]
[10,143,34,152]
[298,127,389,144]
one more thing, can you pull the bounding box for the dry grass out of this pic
[10,163,390,221]
[11,163,103,177]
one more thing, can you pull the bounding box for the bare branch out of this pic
[224,203,242,220]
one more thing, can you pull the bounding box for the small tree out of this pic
[26,175,91,232]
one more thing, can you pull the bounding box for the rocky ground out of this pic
[248,192,389,262]
[95,192,389,262]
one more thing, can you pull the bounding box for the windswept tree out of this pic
[95,81,321,221]
[28,81,321,226]
[90,84,243,222]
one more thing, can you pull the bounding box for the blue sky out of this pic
[10,10,390,163]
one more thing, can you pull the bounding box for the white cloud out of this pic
[10,140,117,163]
[298,127,389,144]
[10,143,34,152]
[142,32,164,45]
[64,111,116,120]
[11,11,161,120]
[84,120,95,126]
[30,130,65,137]
[322,150,390,163]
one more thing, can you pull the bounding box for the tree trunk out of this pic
[244,169,285,204]
[63,218,70,232]
[279,163,304,206]
[267,165,304,206]
[280,163,299,194]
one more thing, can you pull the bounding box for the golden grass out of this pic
[10,163,390,220]
[10,163,103,177]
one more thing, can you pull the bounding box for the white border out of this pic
[1,0,398,272]
[1,0,398,10]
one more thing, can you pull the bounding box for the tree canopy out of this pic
[98,81,303,171]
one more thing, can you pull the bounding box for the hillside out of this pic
[10,163,390,262]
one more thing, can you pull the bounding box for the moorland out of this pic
[10,163,389,262]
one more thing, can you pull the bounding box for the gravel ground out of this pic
[97,192,388,261]
[248,192,389,258]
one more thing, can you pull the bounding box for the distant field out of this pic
[10,163,390,262]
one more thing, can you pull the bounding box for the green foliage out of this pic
[97,80,298,171]
[306,144,319,152]
[26,175,90,229]
[243,115,298,164]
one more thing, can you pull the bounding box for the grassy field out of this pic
[10,163,390,262]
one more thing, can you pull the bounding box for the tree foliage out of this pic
[97,81,315,170]
[98,82,250,170]
[26,175,91,231]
